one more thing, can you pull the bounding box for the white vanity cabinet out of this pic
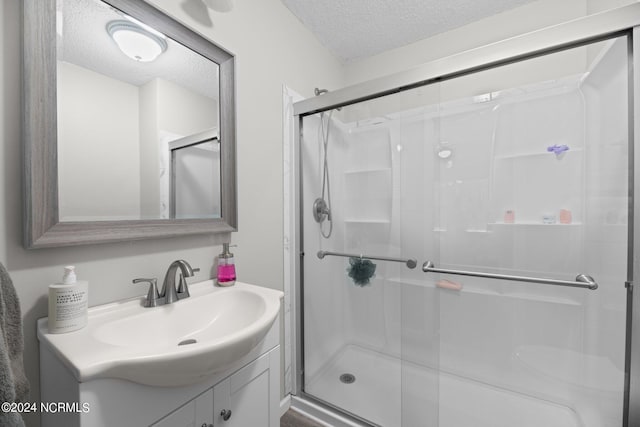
[151,349,279,427]
[212,348,279,427]
[39,314,281,427]
[151,389,214,427]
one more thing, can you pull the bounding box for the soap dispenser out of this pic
[48,266,88,334]
[216,243,236,287]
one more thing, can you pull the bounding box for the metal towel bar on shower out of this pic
[317,251,417,269]
[422,261,598,290]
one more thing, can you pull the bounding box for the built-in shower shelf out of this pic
[344,167,392,175]
[346,119,391,133]
[488,222,582,227]
[344,219,390,224]
[494,147,583,160]
[387,277,580,305]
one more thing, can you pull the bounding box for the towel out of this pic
[0,262,29,427]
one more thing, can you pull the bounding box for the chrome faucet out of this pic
[133,260,199,307]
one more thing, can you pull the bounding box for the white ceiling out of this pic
[280,0,538,61]
[58,0,219,100]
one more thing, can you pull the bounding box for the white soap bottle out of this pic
[48,266,89,334]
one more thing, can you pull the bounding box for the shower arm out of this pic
[422,261,597,290]
[317,250,417,269]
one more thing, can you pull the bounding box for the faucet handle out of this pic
[133,278,159,307]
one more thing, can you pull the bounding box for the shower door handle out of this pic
[422,261,598,290]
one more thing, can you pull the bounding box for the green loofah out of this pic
[347,257,376,286]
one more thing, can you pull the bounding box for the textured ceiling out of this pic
[58,0,218,100]
[280,0,538,61]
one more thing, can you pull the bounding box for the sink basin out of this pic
[37,281,282,387]
[93,288,268,349]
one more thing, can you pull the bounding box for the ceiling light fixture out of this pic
[107,20,167,62]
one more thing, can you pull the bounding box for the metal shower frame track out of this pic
[292,4,640,426]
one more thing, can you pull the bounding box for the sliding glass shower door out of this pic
[299,34,629,427]
[300,92,441,426]
[427,36,629,427]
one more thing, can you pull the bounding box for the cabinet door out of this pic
[213,349,279,427]
[151,388,214,427]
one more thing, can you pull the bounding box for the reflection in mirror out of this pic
[56,0,221,221]
[169,129,221,219]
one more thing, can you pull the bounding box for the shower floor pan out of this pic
[305,344,582,427]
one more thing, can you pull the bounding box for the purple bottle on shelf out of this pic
[216,243,236,287]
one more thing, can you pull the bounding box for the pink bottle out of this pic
[504,210,515,224]
[216,243,236,286]
[559,209,572,224]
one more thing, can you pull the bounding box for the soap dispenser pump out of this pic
[216,243,236,287]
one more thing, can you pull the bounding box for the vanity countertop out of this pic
[37,280,283,387]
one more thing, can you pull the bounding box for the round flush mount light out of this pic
[107,20,167,62]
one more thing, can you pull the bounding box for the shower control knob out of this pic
[220,409,232,421]
[313,197,330,223]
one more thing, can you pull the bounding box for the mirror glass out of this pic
[56,0,221,221]
[169,129,221,219]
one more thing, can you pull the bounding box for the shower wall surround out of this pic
[299,35,629,427]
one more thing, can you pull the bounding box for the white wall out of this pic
[57,61,141,221]
[1,1,342,427]
[139,77,219,218]
[155,77,218,136]
[139,78,162,218]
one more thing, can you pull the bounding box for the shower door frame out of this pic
[292,4,640,426]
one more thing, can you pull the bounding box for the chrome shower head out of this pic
[314,87,342,111]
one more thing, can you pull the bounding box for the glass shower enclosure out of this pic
[292,7,640,427]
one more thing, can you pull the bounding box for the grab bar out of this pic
[422,261,597,290]
[317,251,417,269]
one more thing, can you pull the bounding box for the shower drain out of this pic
[339,373,356,384]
